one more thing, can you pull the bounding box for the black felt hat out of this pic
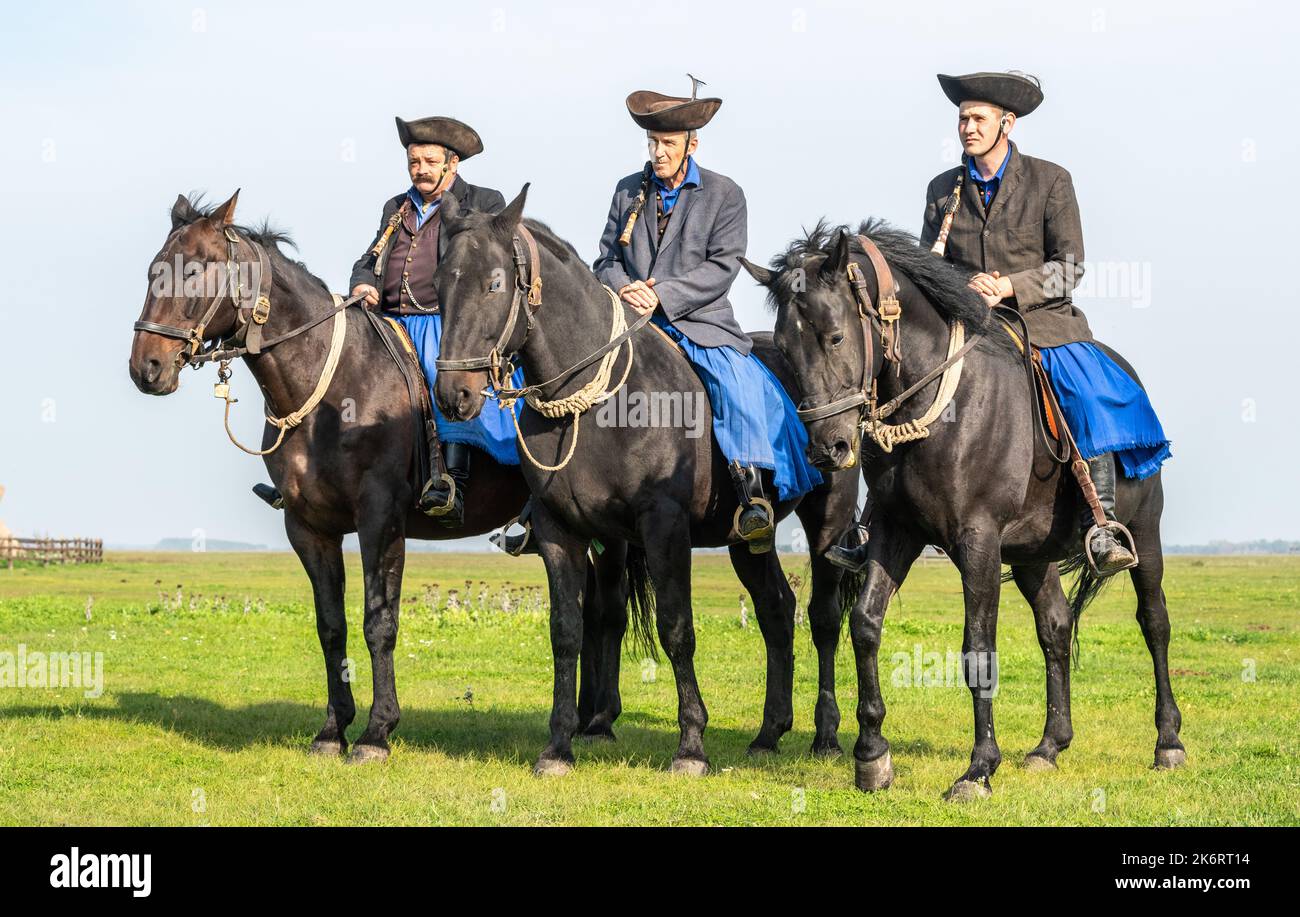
[394,116,484,159]
[626,74,722,131]
[936,71,1043,117]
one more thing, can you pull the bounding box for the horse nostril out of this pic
[834,439,851,457]
[143,359,162,384]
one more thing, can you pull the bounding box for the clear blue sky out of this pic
[1,0,1295,548]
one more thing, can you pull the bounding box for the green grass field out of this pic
[0,551,1296,826]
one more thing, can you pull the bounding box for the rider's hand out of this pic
[352,283,380,307]
[618,280,658,315]
[990,271,1014,300]
[968,273,1002,308]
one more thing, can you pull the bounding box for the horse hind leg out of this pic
[1011,563,1074,770]
[285,515,354,757]
[1127,509,1185,768]
[728,543,796,755]
[580,540,630,742]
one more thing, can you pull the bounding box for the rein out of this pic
[433,224,651,472]
[795,234,979,455]
[133,226,367,455]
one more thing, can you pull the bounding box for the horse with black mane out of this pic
[741,220,1184,799]
[128,191,556,762]
[432,187,862,775]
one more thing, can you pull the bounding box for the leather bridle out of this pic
[795,235,903,425]
[434,224,655,400]
[134,225,365,370]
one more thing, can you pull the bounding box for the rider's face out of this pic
[647,131,698,181]
[958,102,1006,158]
[408,144,457,199]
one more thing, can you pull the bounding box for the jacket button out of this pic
[406,256,413,262]
[983,230,990,237]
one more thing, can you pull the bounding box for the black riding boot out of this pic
[252,483,284,510]
[730,461,775,554]
[1085,453,1137,576]
[419,442,469,526]
[827,516,870,573]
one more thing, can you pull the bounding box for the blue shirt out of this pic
[652,155,700,213]
[406,186,440,230]
[966,146,1011,208]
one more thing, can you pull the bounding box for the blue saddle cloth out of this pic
[398,313,523,467]
[1038,341,1171,480]
[652,315,823,502]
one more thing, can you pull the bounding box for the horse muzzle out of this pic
[128,337,183,395]
[806,423,860,472]
[434,370,488,421]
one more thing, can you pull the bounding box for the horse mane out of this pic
[766,218,999,334]
[176,193,330,296]
[443,210,580,264]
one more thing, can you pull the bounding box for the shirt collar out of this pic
[407,185,440,217]
[966,143,1012,185]
[652,155,700,192]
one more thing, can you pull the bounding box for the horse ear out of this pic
[171,194,198,230]
[820,229,850,283]
[738,256,774,287]
[491,183,529,234]
[209,189,241,226]
[440,191,462,224]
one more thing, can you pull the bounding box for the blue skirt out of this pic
[652,316,823,501]
[398,313,523,467]
[1038,341,1171,480]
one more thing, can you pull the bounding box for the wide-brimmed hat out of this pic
[394,116,484,158]
[936,71,1043,117]
[626,74,722,132]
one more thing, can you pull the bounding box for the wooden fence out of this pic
[1,537,103,567]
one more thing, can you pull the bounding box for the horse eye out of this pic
[830,332,845,347]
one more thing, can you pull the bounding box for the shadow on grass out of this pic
[5,693,897,770]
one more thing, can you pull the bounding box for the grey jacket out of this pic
[349,174,506,293]
[593,165,751,354]
[920,142,1092,348]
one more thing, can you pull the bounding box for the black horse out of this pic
[432,188,862,776]
[741,221,1184,800]
[129,191,547,762]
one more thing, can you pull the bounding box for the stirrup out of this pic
[252,483,284,511]
[419,473,457,517]
[733,497,775,554]
[490,516,533,556]
[1083,520,1139,576]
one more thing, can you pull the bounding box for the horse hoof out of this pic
[853,752,894,792]
[943,779,991,802]
[670,757,709,777]
[346,744,389,765]
[813,742,844,759]
[308,739,346,757]
[1022,754,1057,772]
[533,757,573,777]
[746,743,779,758]
[578,730,616,744]
[1154,747,1186,769]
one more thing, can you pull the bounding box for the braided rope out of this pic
[867,320,966,453]
[497,286,634,473]
[223,299,349,456]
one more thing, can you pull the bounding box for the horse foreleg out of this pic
[349,494,407,764]
[286,514,353,756]
[533,504,592,776]
[1011,563,1074,769]
[728,544,795,755]
[849,517,922,792]
[945,526,1005,800]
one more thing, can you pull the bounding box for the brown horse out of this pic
[128,191,547,762]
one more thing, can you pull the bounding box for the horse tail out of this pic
[624,545,658,661]
[1057,551,1111,668]
[837,565,866,627]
